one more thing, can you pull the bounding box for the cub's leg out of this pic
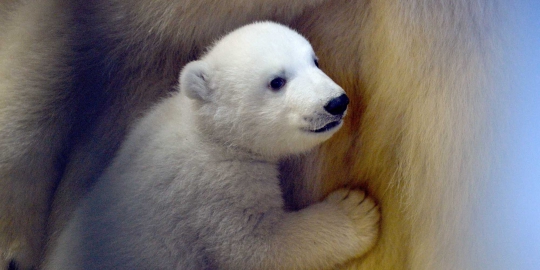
[221,189,379,269]
[324,189,380,255]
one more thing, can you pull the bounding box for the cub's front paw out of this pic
[325,189,380,255]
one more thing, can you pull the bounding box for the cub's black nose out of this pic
[324,94,349,115]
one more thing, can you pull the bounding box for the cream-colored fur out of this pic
[0,1,76,267]
[0,0,504,269]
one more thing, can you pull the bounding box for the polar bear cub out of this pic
[45,22,380,269]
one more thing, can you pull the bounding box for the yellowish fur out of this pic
[286,1,502,269]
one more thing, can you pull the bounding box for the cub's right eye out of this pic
[269,77,286,91]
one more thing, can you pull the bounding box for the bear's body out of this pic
[46,22,379,269]
[0,1,504,269]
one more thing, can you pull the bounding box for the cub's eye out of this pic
[314,58,319,68]
[269,77,286,91]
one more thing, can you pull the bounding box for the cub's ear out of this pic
[179,60,212,102]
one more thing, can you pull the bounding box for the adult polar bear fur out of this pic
[0,0,504,270]
[45,22,380,269]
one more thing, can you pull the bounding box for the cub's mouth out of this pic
[303,115,344,133]
[310,120,342,133]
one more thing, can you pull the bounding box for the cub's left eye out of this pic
[269,77,286,91]
[314,58,319,68]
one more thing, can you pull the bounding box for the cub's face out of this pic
[180,22,348,159]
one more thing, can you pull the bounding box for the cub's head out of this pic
[179,21,348,159]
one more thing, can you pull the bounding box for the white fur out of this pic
[46,22,379,269]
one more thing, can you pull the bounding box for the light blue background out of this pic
[480,1,540,269]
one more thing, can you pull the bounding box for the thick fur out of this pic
[0,1,327,268]
[45,22,379,269]
[0,0,504,269]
